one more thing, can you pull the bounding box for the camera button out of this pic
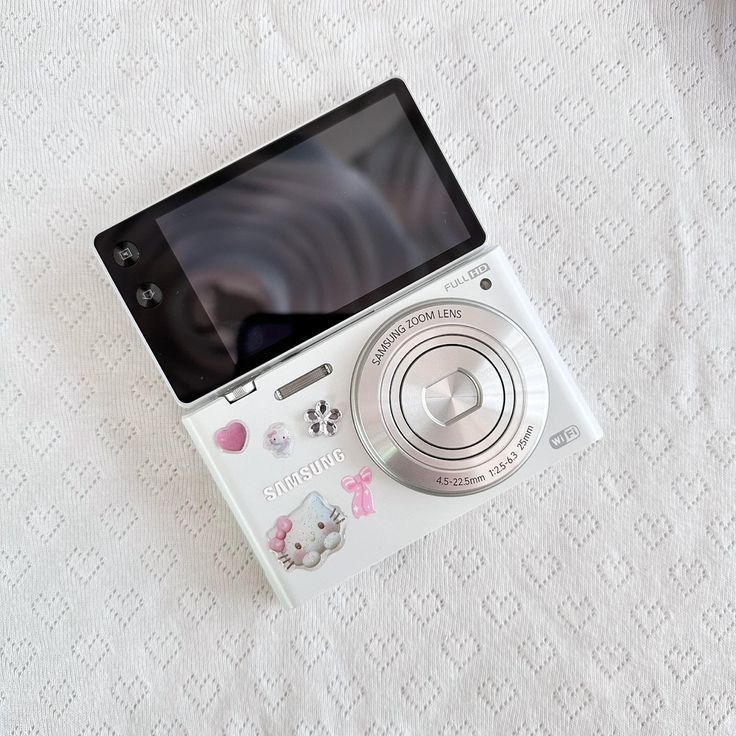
[136,283,163,308]
[113,241,140,267]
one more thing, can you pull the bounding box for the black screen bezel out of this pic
[93,79,486,403]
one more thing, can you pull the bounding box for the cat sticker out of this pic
[263,422,294,458]
[267,492,345,570]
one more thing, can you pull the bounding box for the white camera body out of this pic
[94,79,602,608]
[183,246,602,607]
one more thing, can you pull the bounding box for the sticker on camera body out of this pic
[267,492,345,570]
[304,400,342,437]
[341,466,375,518]
[263,422,294,458]
[214,420,248,453]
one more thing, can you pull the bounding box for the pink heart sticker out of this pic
[215,421,248,453]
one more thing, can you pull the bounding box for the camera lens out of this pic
[113,241,140,267]
[136,283,163,308]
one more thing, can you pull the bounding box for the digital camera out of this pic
[94,79,601,607]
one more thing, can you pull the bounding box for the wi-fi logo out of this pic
[549,425,580,449]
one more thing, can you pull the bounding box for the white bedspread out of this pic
[1,0,735,733]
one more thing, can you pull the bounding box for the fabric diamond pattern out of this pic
[0,0,734,733]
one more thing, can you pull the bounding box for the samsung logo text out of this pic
[263,448,346,500]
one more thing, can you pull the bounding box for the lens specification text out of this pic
[434,425,536,487]
[435,473,486,488]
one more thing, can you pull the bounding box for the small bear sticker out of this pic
[267,492,345,570]
[263,422,294,458]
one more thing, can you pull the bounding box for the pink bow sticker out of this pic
[341,466,375,518]
[268,516,293,553]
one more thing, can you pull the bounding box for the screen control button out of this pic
[136,283,163,308]
[113,241,140,267]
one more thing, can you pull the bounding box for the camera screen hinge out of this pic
[224,380,257,404]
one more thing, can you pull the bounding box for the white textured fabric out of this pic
[2,1,735,733]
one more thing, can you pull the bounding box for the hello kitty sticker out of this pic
[263,422,294,458]
[267,492,345,570]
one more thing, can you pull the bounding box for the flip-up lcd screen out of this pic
[94,80,485,402]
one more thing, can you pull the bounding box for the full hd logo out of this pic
[549,425,580,449]
[444,262,490,291]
